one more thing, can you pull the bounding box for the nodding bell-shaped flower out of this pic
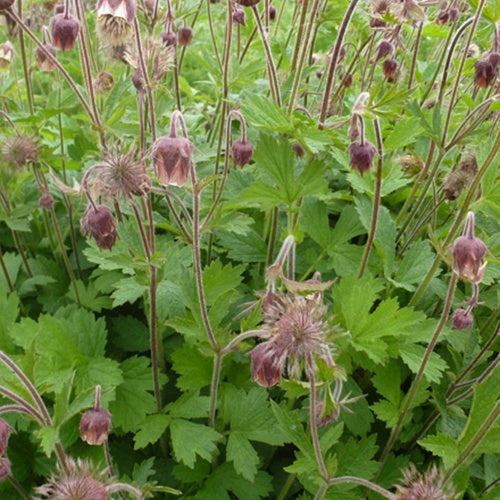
[0,0,15,10]
[178,26,193,46]
[96,0,136,47]
[474,54,499,89]
[35,43,57,72]
[232,6,246,26]
[250,343,283,388]
[80,204,118,251]
[80,407,112,445]
[231,139,253,166]
[382,57,398,79]
[451,308,473,330]
[349,140,376,175]
[51,13,81,51]
[152,134,194,187]
[451,212,487,284]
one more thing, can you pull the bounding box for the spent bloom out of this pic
[394,464,454,500]
[80,204,118,250]
[96,0,136,47]
[2,134,38,169]
[250,292,333,387]
[451,212,487,284]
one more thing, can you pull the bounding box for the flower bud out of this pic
[0,0,15,10]
[343,73,353,87]
[152,135,194,186]
[93,71,114,94]
[0,419,11,457]
[39,192,55,209]
[451,309,473,330]
[80,407,112,445]
[178,26,193,46]
[80,204,118,250]
[232,6,246,26]
[231,139,253,166]
[54,3,64,13]
[374,39,393,61]
[474,58,497,88]
[488,52,500,68]
[349,140,376,175]
[235,0,260,6]
[35,43,57,71]
[269,4,276,20]
[131,68,143,91]
[382,58,398,79]
[51,13,81,51]
[161,30,177,47]
[250,343,282,388]
[292,142,304,158]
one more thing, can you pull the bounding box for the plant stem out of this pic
[0,250,14,292]
[16,0,34,115]
[377,273,458,473]
[358,118,383,278]
[327,476,394,498]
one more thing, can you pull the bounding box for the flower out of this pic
[474,56,498,89]
[35,43,57,72]
[349,140,376,175]
[80,204,118,250]
[80,407,112,445]
[152,135,194,187]
[235,0,261,6]
[96,0,136,47]
[249,293,333,386]
[451,212,487,284]
[0,41,14,70]
[0,0,15,10]
[383,57,398,79]
[231,139,253,166]
[394,464,454,500]
[451,308,473,330]
[51,13,81,51]
[178,26,193,47]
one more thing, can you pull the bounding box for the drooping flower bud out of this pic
[250,343,283,388]
[382,58,398,79]
[232,6,246,26]
[80,204,118,250]
[178,26,193,46]
[374,39,394,61]
[235,0,261,6]
[0,419,11,457]
[35,43,57,71]
[292,142,304,158]
[152,135,194,186]
[161,30,177,47]
[0,0,15,10]
[39,192,55,209]
[451,212,487,284]
[349,140,376,175]
[51,14,81,51]
[80,407,112,445]
[451,308,473,330]
[473,58,498,88]
[269,4,276,20]
[231,139,253,166]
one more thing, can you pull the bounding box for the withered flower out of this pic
[35,43,57,71]
[2,134,38,168]
[96,0,136,47]
[394,464,454,500]
[80,204,118,250]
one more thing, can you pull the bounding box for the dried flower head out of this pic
[35,43,57,71]
[349,140,376,175]
[90,146,150,198]
[2,134,38,168]
[451,212,487,284]
[152,135,194,187]
[124,38,173,83]
[231,139,254,166]
[51,13,81,51]
[394,464,454,500]
[0,419,11,456]
[250,293,333,386]
[96,0,136,47]
[0,457,11,482]
[80,204,118,250]
[451,308,473,330]
[80,407,112,445]
[0,41,14,70]
[93,71,114,94]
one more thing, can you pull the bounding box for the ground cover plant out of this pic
[0,0,498,498]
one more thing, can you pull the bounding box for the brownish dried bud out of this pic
[35,43,57,71]
[161,30,177,47]
[383,57,398,79]
[0,0,15,10]
[232,6,246,26]
[474,58,497,88]
[51,14,81,51]
[451,308,473,330]
[231,139,254,166]
[370,18,386,29]
[178,26,193,46]
[292,142,305,158]
[316,70,323,79]
[80,407,112,445]
[152,135,194,186]
[0,419,11,456]
[375,39,394,61]
[39,192,55,209]
[0,458,11,481]
[349,141,376,175]
[93,71,114,94]
[80,204,118,251]
[342,73,353,87]
[235,0,260,6]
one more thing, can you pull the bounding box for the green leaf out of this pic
[170,419,222,468]
[372,400,400,427]
[218,228,267,262]
[134,414,169,449]
[226,432,260,481]
[383,117,421,152]
[240,93,292,133]
[110,315,150,353]
[0,287,19,349]
[111,277,147,307]
[169,393,210,419]
[109,356,159,433]
[399,343,447,383]
[36,426,59,457]
[299,197,331,250]
[171,346,213,391]
[419,433,459,469]
[202,260,244,306]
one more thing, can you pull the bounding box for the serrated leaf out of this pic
[240,93,292,133]
[170,345,213,391]
[217,229,267,262]
[170,419,222,468]
[169,393,210,419]
[134,414,169,449]
[111,277,146,307]
[419,433,459,469]
[227,431,260,481]
[372,400,400,427]
[399,343,447,383]
[383,117,421,152]
[299,197,331,249]
[110,315,150,352]
[391,240,436,291]
[36,426,59,457]
[203,260,244,306]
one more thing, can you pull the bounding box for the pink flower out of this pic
[152,135,194,187]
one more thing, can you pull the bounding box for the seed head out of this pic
[250,293,333,385]
[152,135,194,187]
[451,212,487,284]
[231,139,254,167]
[35,43,57,72]
[349,140,376,175]
[2,134,38,169]
[80,204,118,251]
[51,13,81,51]
[80,407,112,445]
[451,308,473,330]
[394,464,453,500]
